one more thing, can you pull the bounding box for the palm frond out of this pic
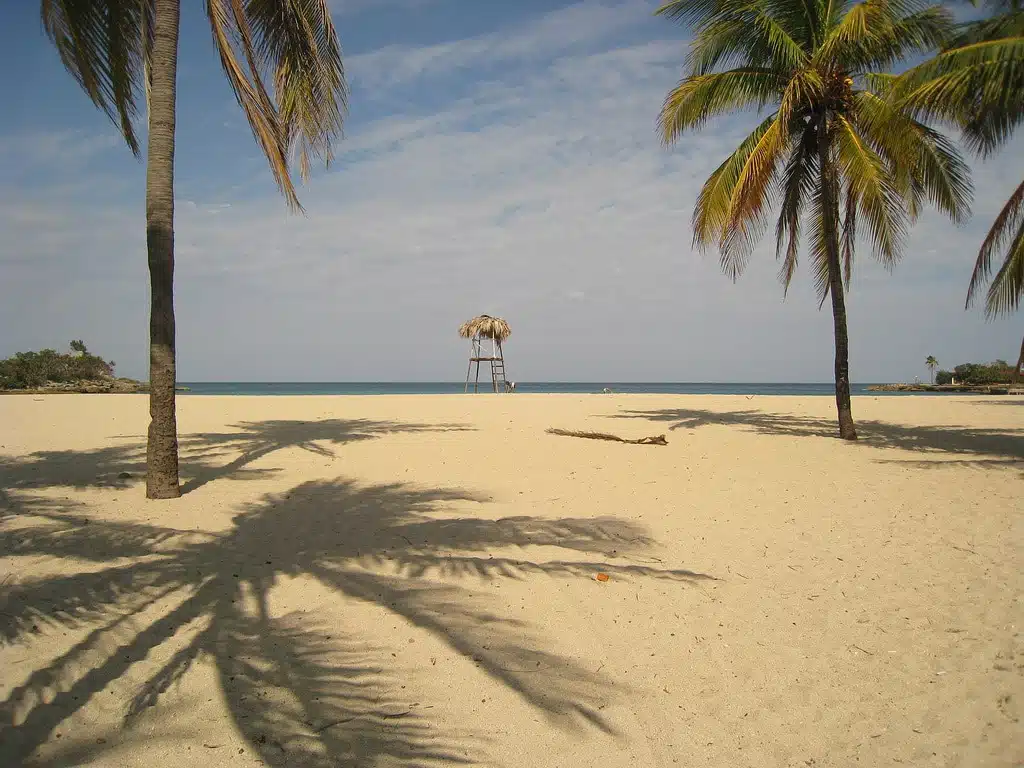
[776,66,824,131]
[655,0,746,26]
[808,131,841,306]
[205,0,347,211]
[775,131,818,293]
[981,219,1024,315]
[206,0,296,206]
[685,8,809,74]
[719,116,788,268]
[691,114,778,266]
[658,68,784,142]
[893,36,1024,155]
[41,0,152,154]
[967,179,1024,314]
[243,0,348,182]
[853,91,972,225]
[816,3,953,73]
[841,179,856,288]
[835,115,908,268]
[949,7,1024,47]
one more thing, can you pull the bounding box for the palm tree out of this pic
[656,0,972,439]
[926,354,938,383]
[41,0,347,497]
[891,1,1024,384]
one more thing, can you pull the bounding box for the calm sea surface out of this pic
[178,382,953,396]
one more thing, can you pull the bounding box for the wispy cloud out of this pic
[347,0,654,88]
[0,130,119,171]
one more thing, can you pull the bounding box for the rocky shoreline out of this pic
[1,378,150,394]
[868,382,1022,394]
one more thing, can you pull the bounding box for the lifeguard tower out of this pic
[459,314,513,393]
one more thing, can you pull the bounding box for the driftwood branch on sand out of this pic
[545,428,668,446]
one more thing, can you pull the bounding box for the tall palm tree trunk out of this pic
[145,0,182,499]
[1012,333,1024,387]
[818,117,857,440]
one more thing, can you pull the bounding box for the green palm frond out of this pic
[893,36,1024,155]
[967,179,1024,315]
[719,116,787,265]
[40,0,153,155]
[815,3,953,73]
[852,91,972,225]
[841,180,856,287]
[685,8,809,74]
[691,114,780,277]
[206,0,294,204]
[658,68,784,142]
[951,6,1024,46]
[808,158,838,305]
[205,0,347,211]
[776,66,824,131]
[775,133,817,293]
[243,0,348,182]
[981,221,1024,315]
[834,115,907,268]
[655,0,747,26]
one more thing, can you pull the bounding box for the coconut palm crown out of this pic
[656,0,972,439]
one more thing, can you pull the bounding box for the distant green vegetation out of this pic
[0,341,116,390]
[935,361,1018,386]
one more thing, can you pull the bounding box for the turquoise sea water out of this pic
[178,382,952,396]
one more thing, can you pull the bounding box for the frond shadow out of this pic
[612,407,1024,469]
[0,417,473,499]
[1,476,712,766]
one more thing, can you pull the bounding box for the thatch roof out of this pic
[458,314,511,342]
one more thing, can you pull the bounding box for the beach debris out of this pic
[595,572,610,582]
[546,428,667,446]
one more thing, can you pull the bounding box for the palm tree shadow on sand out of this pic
[0,478,713,767]
[0,418,472,495]
[611,407,1024,470]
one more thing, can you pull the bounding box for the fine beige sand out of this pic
[1,393,1022,767]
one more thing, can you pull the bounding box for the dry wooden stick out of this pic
[545,428,668,446]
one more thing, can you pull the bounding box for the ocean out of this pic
[177,382,949,396]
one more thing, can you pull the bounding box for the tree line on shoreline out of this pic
[27,0,1024,497]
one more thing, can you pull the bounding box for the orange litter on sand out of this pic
[595,573,610,582]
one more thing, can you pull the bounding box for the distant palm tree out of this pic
[42,0,348,497]
[926,355,939,383]
[892,1,1023,383]
[656,0,971,440]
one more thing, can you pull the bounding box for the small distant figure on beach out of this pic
[601,387,613,394]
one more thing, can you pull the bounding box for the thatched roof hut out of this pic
[458,315,511,343]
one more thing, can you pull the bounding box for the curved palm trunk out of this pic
[818,117,857,440]
[145,0,182,498]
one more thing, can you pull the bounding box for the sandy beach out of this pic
[1,393,1021,767]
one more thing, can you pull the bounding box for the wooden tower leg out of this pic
[465,357,473,393]
[474,360,480,393]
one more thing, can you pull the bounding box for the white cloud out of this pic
[2,2,1022,384]
[346,0,653,89]
[0,130,119,168]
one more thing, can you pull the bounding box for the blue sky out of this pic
[0,0,1021,383]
